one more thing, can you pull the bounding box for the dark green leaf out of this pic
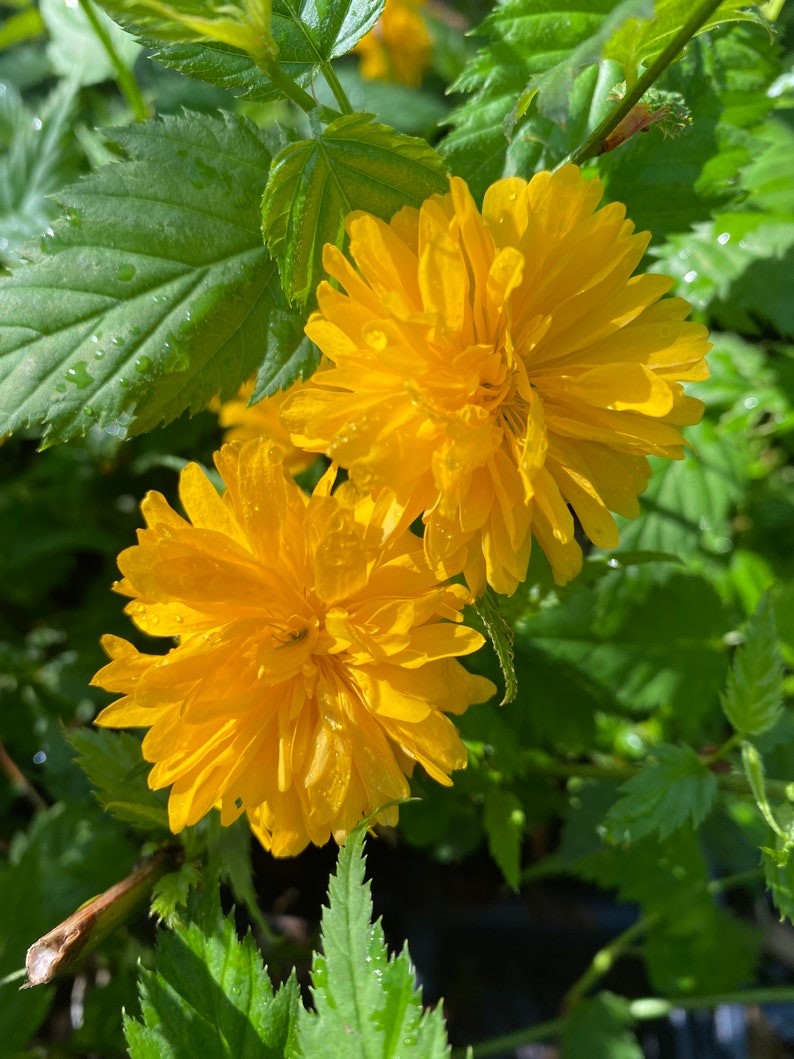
[562,992,642,1059]
[125,892,301,1059]
[69,728,170,833]
[262,114,448,305]
[604,745,718,843]
[722,594,784,735]
[474,588,516,705]
[482,788,525,890]
[298,826,450,1058]
[0,111,282,442]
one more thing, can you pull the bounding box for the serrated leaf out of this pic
[607,419,745,559]
[441,0,628,198]
[562,992,642,1059]
[125,892,301,1059]
[763,807,794,922]
[150,862,202,926]
[69,728,169,833]
[262,114,448,305]
[722,594,784,735]
[604,745,718,843]
[137,0,385,102]
[0,110,283,442]
[474,587,516,705]
[0,78,83,267]
[251,308,320,400]
[298,826,450,1058]
[482,789,525,890]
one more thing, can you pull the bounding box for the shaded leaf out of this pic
[69,728,170,833]
[262,114,448,305]
[482,788,525,891]
[562,992,642,1059]
[604,744,718,843]
[0,111,282,443]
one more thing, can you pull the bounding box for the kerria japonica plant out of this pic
[1,2,792,1058]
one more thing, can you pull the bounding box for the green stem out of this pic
[563,913,658,1012]
[524,756,793,803]
[256,59,340,122]
[79,0,148,122]
[461,985,794,1058]
[702,731,743,766]
[562,0,726,167]
[321,60,353,115]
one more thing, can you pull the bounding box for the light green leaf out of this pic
[40,0,141,86]
[722,594,784,735]
[262,114,448,305]
[0,8,45,52]
[298,826,450,1058]
[69,728,170,833]
[604,744,718,843]
[0,77,83,267]
[762,807,794,922]
[125,893,301,1058]
[482,789,525,891]
[150,862,202,927]
[562,992,642,1059]
[603,0,767,85]
[607,419,746,559]
[0,111,282,443]
[139,0,385,102]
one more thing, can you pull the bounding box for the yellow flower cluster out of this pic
[94,164,708,856]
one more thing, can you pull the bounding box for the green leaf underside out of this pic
[262,114,449,305]
[0,111,284,443]
[298,827,450,1058]
[124,897,300,1059]
[722,593,784,736]
[143,0,386,103]
[604,744,718,843]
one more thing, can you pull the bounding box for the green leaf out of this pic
[251,308,320,400]
[763,807,794,922]
[604,745,718,843]
[441,0,629,198]
[262,114,449,305]
[139,0,385,102]
[0,78,83,267]
[125,891,301,1059]
[0,111,282,443]
[562,992,642,1059]
[482,789,525,890]
[69,727,170,833]
[603,0,767,84]
[298,826,450,1058]
[600,26,780,242]
[722,594,784,735]
[150,862,202,927]
[606,419,746,559]
[40,0,141,86]
[474,587,517,705]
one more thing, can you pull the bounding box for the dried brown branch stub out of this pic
[24,848,179,987]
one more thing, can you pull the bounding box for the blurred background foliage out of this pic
[1,0,794,1056]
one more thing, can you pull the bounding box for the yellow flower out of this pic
[92,439,495,857]
[354,0,432,87]
[212,377,316,475]
[282,166,711,596]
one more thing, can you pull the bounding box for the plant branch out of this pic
[79,0,148,122]
[562,0,726,167]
